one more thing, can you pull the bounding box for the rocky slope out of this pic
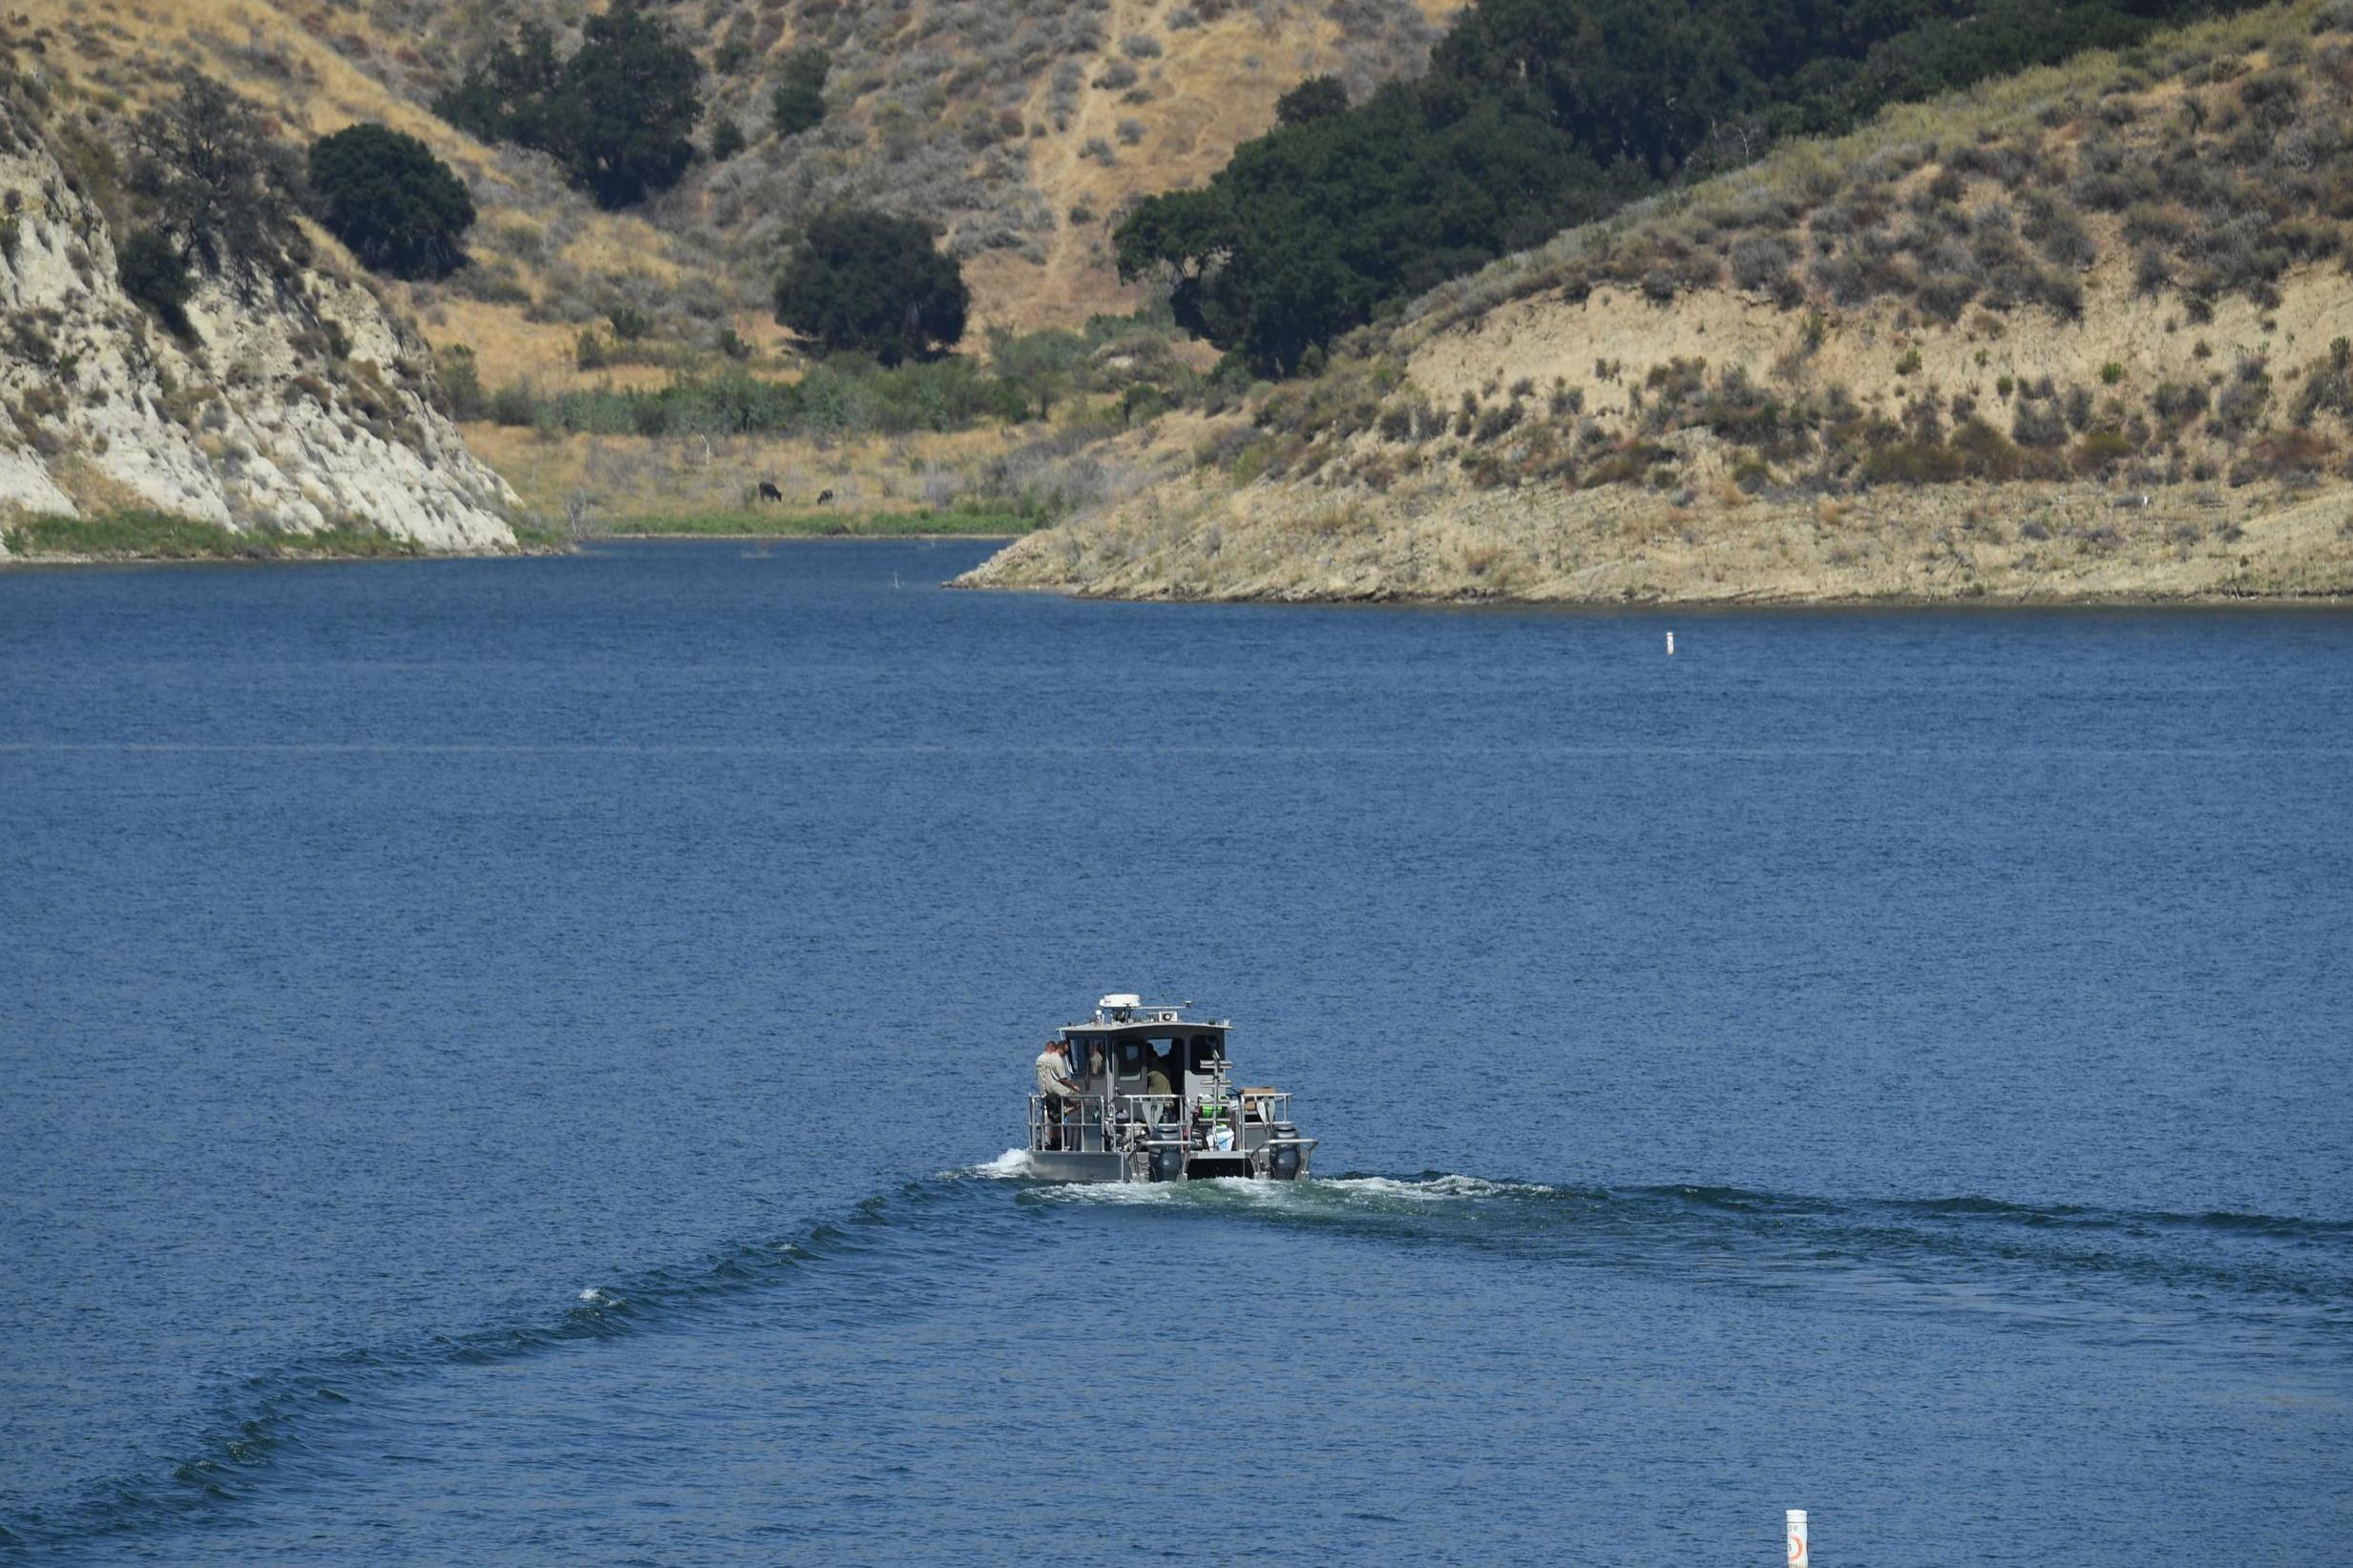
[962,1,2353,603]
[0,85,515,554]
[7,0,1455,391]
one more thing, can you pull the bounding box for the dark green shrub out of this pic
[306,123,475,280]
[487,382,539,426]
[435,344,487,420]
[2063,385,2095,431]
[2151,380,2209,424]
[2237,69,2302,130]
[1276,76,1350,126]
[1698,367,1785,443]
[2069,429,2135,473]
[1124,0,2272,369]
[2023,196,2097,269]
[1121,383,1167,425]
[1730,233,1798,293]
[1859,440,1966,485]
[1917,268,1980,324]
[2213,372,2271,435]
[2239,427,2336,474]
[988,326,1088,420]
[709,117,747,161]
[772,49,831,138]
[1951,418,2026,479]
[128,71,301,277]
[437,10,702,209]
[1471,402,1523,442]
[2290,338,2353,426]
[2013,399,2069,448]
[2037,268,2086,321]
[774,209,970,366]
[557,9,702,207]
[118,227,195,336]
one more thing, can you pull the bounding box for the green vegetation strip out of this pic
[1117,0,2277,372]
[3,512,424,560]
[587,509,1035,538]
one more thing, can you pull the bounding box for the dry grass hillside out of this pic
[5,0,1455,390]
[963,0,2353,603]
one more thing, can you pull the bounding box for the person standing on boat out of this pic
[1136,1038,1175,1127]
[1035,1038,1082,1150]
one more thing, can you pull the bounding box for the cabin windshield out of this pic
[1095,1032,1226,1095]
[1183,1034,1225,1076]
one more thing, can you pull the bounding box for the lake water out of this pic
[2,541,2348,1565]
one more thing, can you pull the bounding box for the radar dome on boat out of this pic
[1098,993,1142,1011]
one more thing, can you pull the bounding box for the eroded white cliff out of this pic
[0,104,515,551]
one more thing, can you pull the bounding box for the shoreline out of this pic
[956,475,2353,610]
[0,533,1016,569]
[959,579,2353,612]
[0,526,1021,570]
[0,543,563,569]
[11,536,2346,606]
[583,531,1019,543]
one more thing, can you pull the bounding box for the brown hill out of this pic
[961,0,2353,604]
[8,0,1456,388]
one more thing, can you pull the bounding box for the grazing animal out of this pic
[816,488,835,506]
[756,480,784,503]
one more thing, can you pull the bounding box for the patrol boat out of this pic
[1027,994,1316,1182]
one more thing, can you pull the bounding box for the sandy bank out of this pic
[956,474,2353,606]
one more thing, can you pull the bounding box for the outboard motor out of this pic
[1269,1125,1303,1180]
[1148,1145,1186,1182]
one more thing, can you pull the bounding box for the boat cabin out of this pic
[1027,994,1314,1182]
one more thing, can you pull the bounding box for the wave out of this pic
[1023,1169,2353,1326]
[4,1175,1007,1556]
[11,1164,2344,1554]
[966,1147,1036,1180]
[1032,1167,2352,1242]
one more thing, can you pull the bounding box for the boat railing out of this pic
[1120,1094,1183,1133]
[1031,1090,1303,1155]
[1123,1092,1295,1145]
[1235,1088,1292,1126]
[1029,1092,1115,1154]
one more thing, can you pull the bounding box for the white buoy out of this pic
[1666,630,1676,656]
[1787,1510,1809,1568]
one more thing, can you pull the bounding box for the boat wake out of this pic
[11,1163,2346,1554]
[965,1147,1036,1180]
[1021,1168,2353,1351]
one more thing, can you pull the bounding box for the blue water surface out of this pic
[1,541,2347,1565]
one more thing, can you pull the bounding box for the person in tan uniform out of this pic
[1034,1038,1081,1149]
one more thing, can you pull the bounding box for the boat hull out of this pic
[1026,1148,1312,1183]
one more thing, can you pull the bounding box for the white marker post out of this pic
[1787,1510,1809,1568]
[1666,631,1676,656]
